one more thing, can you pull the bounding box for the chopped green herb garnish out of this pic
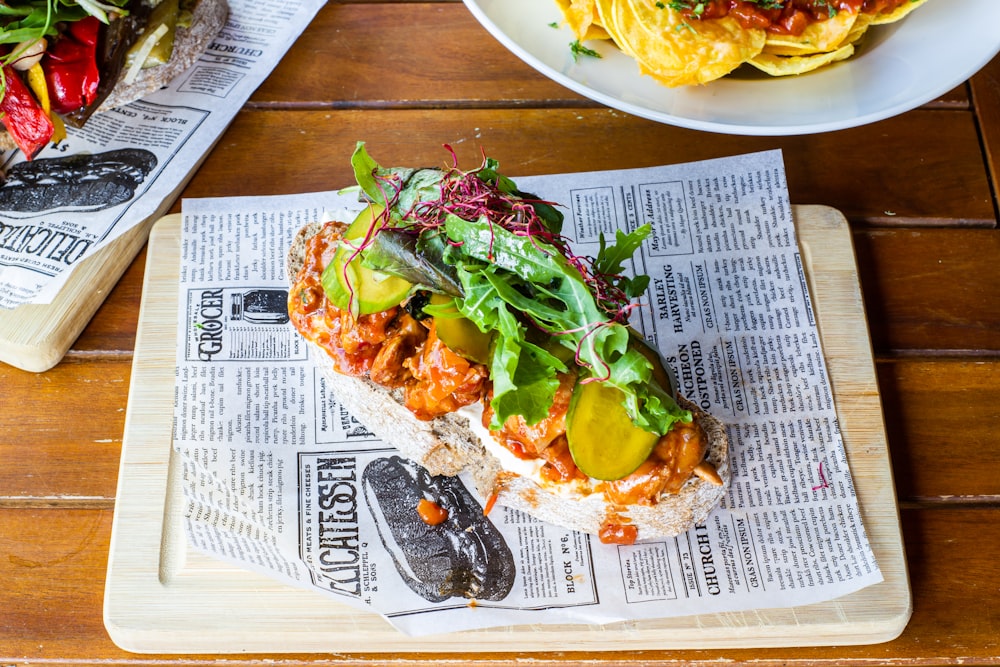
[569,40,601,62]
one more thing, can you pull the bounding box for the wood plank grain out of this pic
[254,4,971,111]
[0,508,114,653]
[879,358,1000,502]
[854,228,1000,353]
[171,107,994,226]
[2,506,997,664]
[0,359,129,501]
[970,53,1000,225]
[250,3,589,108]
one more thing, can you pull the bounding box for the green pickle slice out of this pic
[566,335,681,481]
[566,379,659,481]
[321,205,414,315]
[125,0,179,69]
[429,294,494,364]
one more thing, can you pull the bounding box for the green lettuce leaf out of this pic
[347,143,691,435]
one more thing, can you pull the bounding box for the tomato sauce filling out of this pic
[289,222,486,418]
[672,0,915,36]
[289,221,713,546]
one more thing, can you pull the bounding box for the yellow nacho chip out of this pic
[843,13,873,45]
[870,0,929,25]
[595,0,766,87]
[554,0,609,41]
[582,22,611,41]
[749,43,855,77]
[763,9,858,56]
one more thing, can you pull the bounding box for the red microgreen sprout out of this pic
[356,146,638,324]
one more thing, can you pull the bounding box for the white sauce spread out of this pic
[454,403,602,500]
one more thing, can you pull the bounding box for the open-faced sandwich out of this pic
[1,0,228,159]
[287,143,729,545]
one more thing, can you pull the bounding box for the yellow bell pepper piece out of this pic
[26,63,66,144]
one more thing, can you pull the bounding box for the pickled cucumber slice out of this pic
[125,0,179,70]
[429,294,494,364]
[321,205,414,316]
[566,380,659,481]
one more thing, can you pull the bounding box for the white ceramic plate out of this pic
[462,0,1000,135]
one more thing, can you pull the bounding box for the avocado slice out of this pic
[429,294,494,364]
[320,205,414,316]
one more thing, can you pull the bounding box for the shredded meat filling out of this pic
[369,312,427,388]
[403,322,487,420]
[485,371,576,458]
[289,223,396,376]
[603,420,710,506]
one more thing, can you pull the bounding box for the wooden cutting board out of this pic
[105,205,911,654]
[0,217,154,372]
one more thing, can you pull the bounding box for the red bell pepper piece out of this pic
[43,16,102,115]
[0,65,54,159]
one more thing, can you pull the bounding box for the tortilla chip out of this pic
[596,0,766,87]
[870,0,929,25]
[584,24,611,41]
[749,43,855,77]
[555,0,607,40]
[763,9,858,56]
[843,13,873,45]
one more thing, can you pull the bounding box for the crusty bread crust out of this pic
[0,0,228,153]
[1,131,16,152]
[288,223,730,541]
[310,349,487,478]
[96,0,229,112]
[288,222,485,478]
[469,396,730,539]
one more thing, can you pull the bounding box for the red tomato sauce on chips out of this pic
[673,0,915,36]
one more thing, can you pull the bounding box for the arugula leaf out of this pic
[396,168,446,215]
[518,192,564,235]
[360,228,464,297]
[351,142,445,216]
[476,157,519,195]
[443,214,685,433]
[346,144,691,436]
[595,225,653,300]
[351,142,388,207]
[491,333,562,427]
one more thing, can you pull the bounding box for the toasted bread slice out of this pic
[287,223,730,541]
[468,395,729,539]
[96,0,229,112]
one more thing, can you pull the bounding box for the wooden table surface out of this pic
[2,2,999,665]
